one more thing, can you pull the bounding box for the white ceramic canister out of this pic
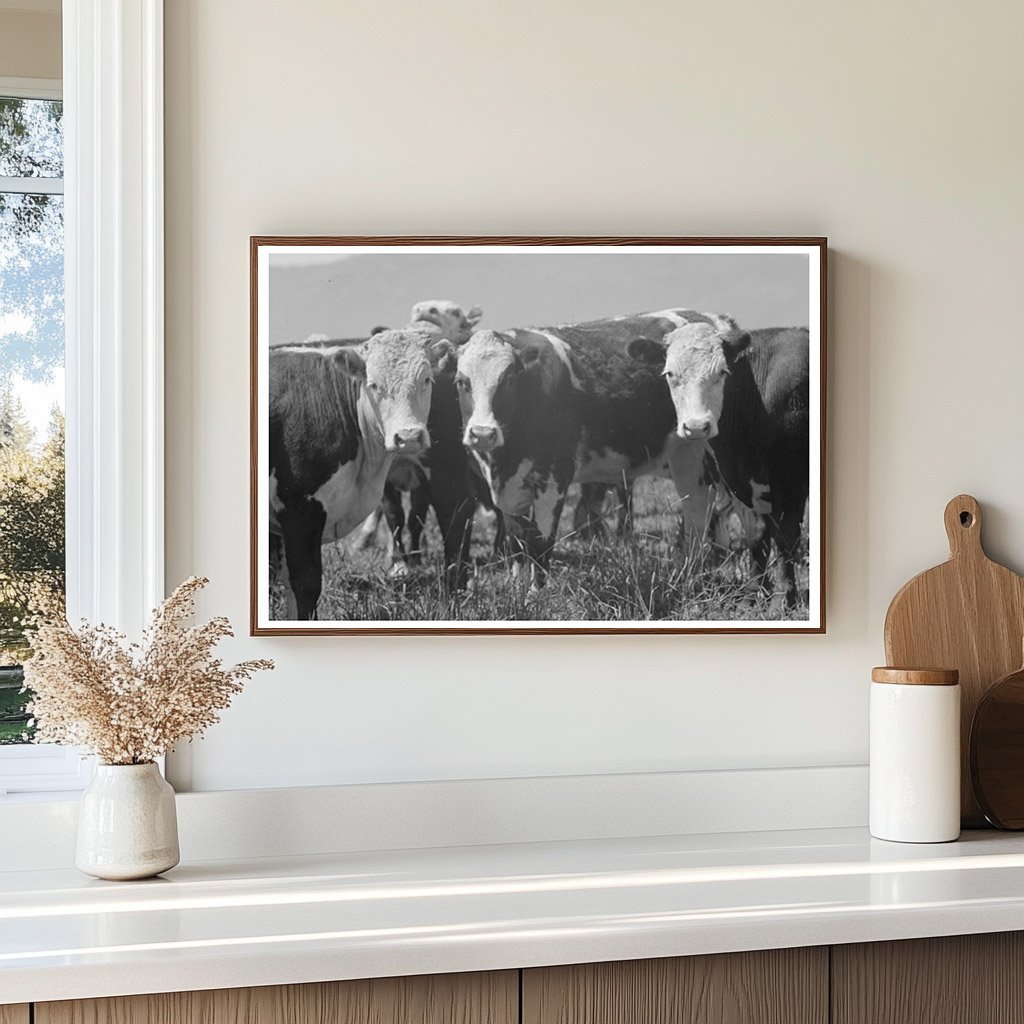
[870,667,961,843]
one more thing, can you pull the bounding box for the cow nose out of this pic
[682,418,712,439]
[469,425,498,450]
[392,427,427,453]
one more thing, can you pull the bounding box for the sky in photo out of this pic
[268,251,811,346]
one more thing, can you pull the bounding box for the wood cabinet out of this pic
[16,933,1024,1024]
[522,949,828,1024]
[35,972,517,1024]
[832,932,1024,1024]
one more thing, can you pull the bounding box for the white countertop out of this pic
[4,826,1024,1004]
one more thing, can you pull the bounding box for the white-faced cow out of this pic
[629,321,811,607]
[353,300,486,574]
[269,328,454,619]
[409,299,483,341]
[455,309,738,587]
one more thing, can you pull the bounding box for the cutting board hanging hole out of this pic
[944,494,982,556]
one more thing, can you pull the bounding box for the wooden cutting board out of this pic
[884,494,1024,827]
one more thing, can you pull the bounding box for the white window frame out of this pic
[0,0,164,799]
[0,77,61,101]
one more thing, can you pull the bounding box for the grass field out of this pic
[270,478,810,623]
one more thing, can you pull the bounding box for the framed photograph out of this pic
[251,236,826,635]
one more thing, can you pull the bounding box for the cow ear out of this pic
[333,348,366,380]
[465,305,483,327]
[710,313,739,332]
[428,338,456,372]
[369,325,388,336]
[721,329,751,363]
[518,344,542,371]
[627,336,666,367]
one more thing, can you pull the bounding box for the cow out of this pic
[454,309,737,588]
[628,321,811,607]
[409,299,483,342]
[268,328,454,620]
[572,481,633,540]
[353,300,484,571]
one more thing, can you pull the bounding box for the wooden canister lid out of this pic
[871,667,960,686]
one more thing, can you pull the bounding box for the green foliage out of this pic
[0,96,62,176]
[0,391,65,662]
[0,96,62,241]
[0,665,30,743]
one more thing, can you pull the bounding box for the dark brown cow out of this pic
[629,322,811,607]
[354,300,484,573]
[268,329,453,619]
[455,309,738,587]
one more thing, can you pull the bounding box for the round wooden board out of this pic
[971,663,1024,829]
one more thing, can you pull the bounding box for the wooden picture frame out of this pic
[251,236,827,635]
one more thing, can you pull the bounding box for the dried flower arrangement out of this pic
[23,577,273,765]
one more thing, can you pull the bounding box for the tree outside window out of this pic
[0,93,65,744]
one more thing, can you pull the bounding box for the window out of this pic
[0,4,166,799]
[0,78,83,797]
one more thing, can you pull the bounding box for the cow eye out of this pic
[366,380,380,393]
[456,377,469,391]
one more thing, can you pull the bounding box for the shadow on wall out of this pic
[829,249,878,636]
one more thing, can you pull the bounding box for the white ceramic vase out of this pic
[76,762,180,880]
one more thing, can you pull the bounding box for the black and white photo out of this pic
[251,238,825,634]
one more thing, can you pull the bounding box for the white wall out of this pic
[0,8,61,81]
[164,0,1024,791]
